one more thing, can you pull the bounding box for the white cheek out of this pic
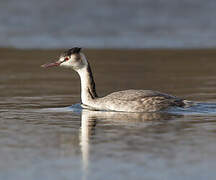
[60,60,72,68]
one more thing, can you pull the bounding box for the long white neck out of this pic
[77,64,98,105]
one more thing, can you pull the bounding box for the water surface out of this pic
[1,48,216,179]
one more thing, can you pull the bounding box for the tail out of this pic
[172,99,194,108]
[182,100,195,108]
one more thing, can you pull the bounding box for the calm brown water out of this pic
[1,48,216,179]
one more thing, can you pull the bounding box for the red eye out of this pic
[65,57,69,61]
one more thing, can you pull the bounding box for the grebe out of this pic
[42,47,189,112]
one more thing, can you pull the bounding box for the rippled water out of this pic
[1,48,216,179]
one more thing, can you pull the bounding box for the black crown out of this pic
[64,47,82,56]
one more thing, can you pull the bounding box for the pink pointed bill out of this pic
[41,61,61,68]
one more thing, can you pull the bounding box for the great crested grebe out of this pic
[42,47,190,112]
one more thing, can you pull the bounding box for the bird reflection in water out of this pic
[79,109,181,179]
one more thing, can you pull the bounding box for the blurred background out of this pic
[2,1,216,180]
[1,0,216,49]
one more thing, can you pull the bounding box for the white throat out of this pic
[77,68,90,103]
[76,64,97,105]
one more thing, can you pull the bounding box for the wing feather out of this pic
[104,89,176,101]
